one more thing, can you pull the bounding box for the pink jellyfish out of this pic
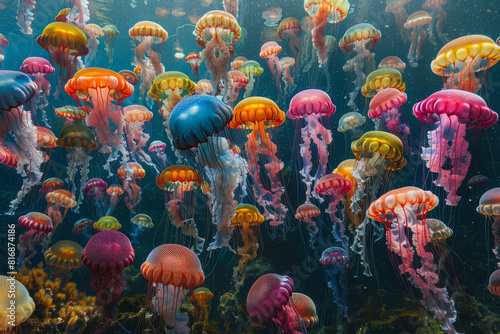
[385,0,412,42]
[404,11,432,68]
[295,203,321,248]
[227,70,249,107]
[19,57,55,127]
[83,178,108,218]
[123,104,155,169]
[369,88,411,152]
[287,89,335,203]
[279,57,297,99]
[314,173,352,249]
[247,274,304,334]
[16,0,36,34]
[17,212,53,267]
[148,140,169,170]
[414,89,498,206]
[260,42,282,100]
[423,0,450,44]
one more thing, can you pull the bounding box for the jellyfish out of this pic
[227,70,249,107]
[94,216,122,231]
[0,34,8,62]
[423,0,450,45]
[361,69,406,99]
[56,124,98,209]
[304,0,350,66]
[189,287,214,324]
[231,56,247,70]
[130,213,153,244]
[467,174,489,186]
[185,52,203,81]
[337,112,366,141]
[129,21,168,102]
[278,18,302,62]
[35,126,57,163]
[117,162,145,214]
[477,188,500,266]
[55,8,71,22]
[196,79,212,95]
[119,70,140,86]
[72,218,94,238]
[385,0,411,42]
[260,42,283,98]
[156,165,208,254]
[0,71,42,214]
[339,23,381,111]
[148,140,169,171]
[123,104,154,168]
[279,57,297,99]
[404,11,432,67]
[230,97,288,233]
[295,203,321,248]
[102,25,119,67]
[488,270,500,296]
[37,22,89,96]
[42,189,77,250]
[17,212,53,267]
[320,246,349,317]
[40,177,64,195]
[247,274,304,334]
[0,145,17,168]
[238,60,264,98]
[288,89,335,204]
[141,244,204,330]
[0,275,34,331]
[289,293,318,329]
[20,57,55,127]
[195,10,241,96]
[262,7,282,27]
[105,184,123,216]
[379,56,406,73]
[84,24,104,66]
[367,187,459,333]
[83,178,108,218]
[223,0,239,18]
[315,174,352,249]
[44,240,83,270]
[67,0,90,29]
[414,90,497,206]
[430,35,500,93]
[369,88,411,152]
[65,68,134,174]
[54,105,89,126]
[16,0,36,34]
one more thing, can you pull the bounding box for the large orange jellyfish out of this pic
[37,22,89,96]
[117,162,145,214]
[339,23,381,111]
[123,104,154,169]
[477,188,500,267]
[17,212,53,267]
[278,18,302,61]
[229,97,288,234]
[238,60,264,98]
[44,240,83,270]
[404,11,432,68]
[141,244,204,330]
[304,0,350,66]
[156,165,207,254]
[129,21,168,102]
[430,35,500,93]
[102,24,119,67]
[367,187,459,333]
[195,10,241,96]
[65,68,134,174]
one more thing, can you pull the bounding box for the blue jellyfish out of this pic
[320,246,349,318]
[0,70,42,214]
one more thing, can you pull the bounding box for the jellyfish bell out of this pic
[44,240,84,270]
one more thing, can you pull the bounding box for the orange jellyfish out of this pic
[42,189,77,249]
[93,216,122,231]
[339,23,381,111]
[189,287,214,324]
[361,68,406,97]
[36,22,89,96]
[332,159,360,230]
[117,162,145,214]
[430,35,500,93]
[65,68,134,172]
[231,56,247,70]
[44,240,83,270]
[260,41,282,99]
[156,165,207,254]
[40,177,64,194]
[238,60,264,98]
[385,0,412,42]
[227,70,249,107]
[106,184,123,216]
[17,212,53,266]
[196,79,212,95]
[404,11,432,68]
[278,17,302,61]
[54,105,88,126]
[123,104,154,169]
[304,0,350,66]
[185,52,203,81]
[279,57,297,99]
[141,244,204,330]
[295,203,320,248]
[35,126,57,161]
[102,24,119,67]
[378,56,406,73]
[288,292,318,329]
[229,97,288,234]
[195,10,241,96]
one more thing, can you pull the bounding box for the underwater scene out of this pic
[0,0,500,333]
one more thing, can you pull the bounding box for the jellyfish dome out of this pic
[477,187,500,266]
[0,276,34,330]
[337,112,366,133]
[290,292,318,328]
[44,240,83,269]
[361,69,406,97]
[94,216,122,231]
[320,246,349,317]
[131,213,154,228]
[488,269,500,296]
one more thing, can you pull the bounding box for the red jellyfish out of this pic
[17,212,53,267]
[367,187,459,333]
[195,11,241,96]
[423,0,450,45]
[20,57,55,127]
[227,70,249,107]
[488,269,500,296]
[295,203,321,248]
[39,177,64,195]
[141,244,204,330]
[477,188,500,266]
[404,11,432,68]
[123,104,155,169]
[0,145,18,168]
[287,89,336,203]
[414,90,498,206]
[247,273,304,334]
[117,162,145,214]
[369,88,411,152]
[185,52,203,81]
[277,18,302,62]
[106,184,123,216]
[304,0,350,66]
[260,41,282,100]
[83,178,108,218]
